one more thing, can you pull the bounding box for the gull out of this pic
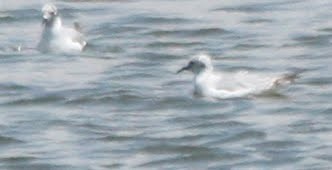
[37,4,87,53]
[177,54,298,99]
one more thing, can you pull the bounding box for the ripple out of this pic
[0,135,23,145]
[185,120,249,130]
[316,154,332,161]
[140,144,212,155]
[133,52,180,61]
[0,83,30,91]
[252,140,303,150]
[146,41,204,49]
[1,156,36,163]
[138,150,245,168]
[213,1,301,13]
[64,89,146,106]
[0,15,15,23]
[243,18,274,24]
[99,134,136,142]
[62,0,132,2]
[293,34,331,47]
[3,163,75,170]
[84,43,125,54]
[146,28,229,38]
[318,27,332,33]
[213,130,266,145]
[288,120,332,134]
[102,163,123,169]
[7,9,39,23]
[232,43,269,51]
[91,24,147,35]
[322,107,332,115]
[4,94,65,106]
[127,15,193,25]
[303,77,332,86]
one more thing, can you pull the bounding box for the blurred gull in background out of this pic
[37,4,87,53]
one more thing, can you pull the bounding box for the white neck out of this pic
[44,16,62,31]
[53,17,62,28]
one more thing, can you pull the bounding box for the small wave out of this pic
[252,140,303,150]
[98,134,139,142]
[65,89,146,105]
[134,17,189,24]
[303,77,332,86]
[316,154,332,161]
[140,144,213,155]
[214,5,273,13]
[4,95,65,106]
[102,163,123,169]
[84,43,125,54]
[91,24,147,35]
[138,149,245,168]
[0,83,30,91]
[146,41,203,49]
[0,15,15,23]
[7,9,39,23]
[128,16,193,25]
[146,28,229,38]
[0,135,23,145]
[243,18,273,24]
[1,156,36,163]
[289,120,332,134]
[293,34,331,47]
[213,1,300,13]
[134,52,180,61]
[62,0,132,2]
[318,28,332,33]
[232,43,269,51]
[4,163,71,170]
[185,120,250,130]
[218,130,266,144]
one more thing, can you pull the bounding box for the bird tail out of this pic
[273,71,302,87]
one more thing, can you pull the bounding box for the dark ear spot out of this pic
[199,62,206,68]
[189,61,194,66]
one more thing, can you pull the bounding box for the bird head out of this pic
[177,54,213,74]
[41,4,58,26]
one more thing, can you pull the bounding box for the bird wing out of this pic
[234,71,279,93]
[214,72,247,91]
[212,71,276,98]
[199,72,251,99]
[63,23,87,49]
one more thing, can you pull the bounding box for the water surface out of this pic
[0,0,332,169]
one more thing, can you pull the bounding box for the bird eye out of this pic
[189,61,194,65]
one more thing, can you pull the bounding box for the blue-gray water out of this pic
[0,0,332,169]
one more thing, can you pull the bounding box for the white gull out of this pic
[177,54,297,99]
[37,4,87,53]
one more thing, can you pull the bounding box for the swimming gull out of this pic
[37,4,87,53]
[177,54,297,99]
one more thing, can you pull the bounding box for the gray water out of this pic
[0,0,331,169]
